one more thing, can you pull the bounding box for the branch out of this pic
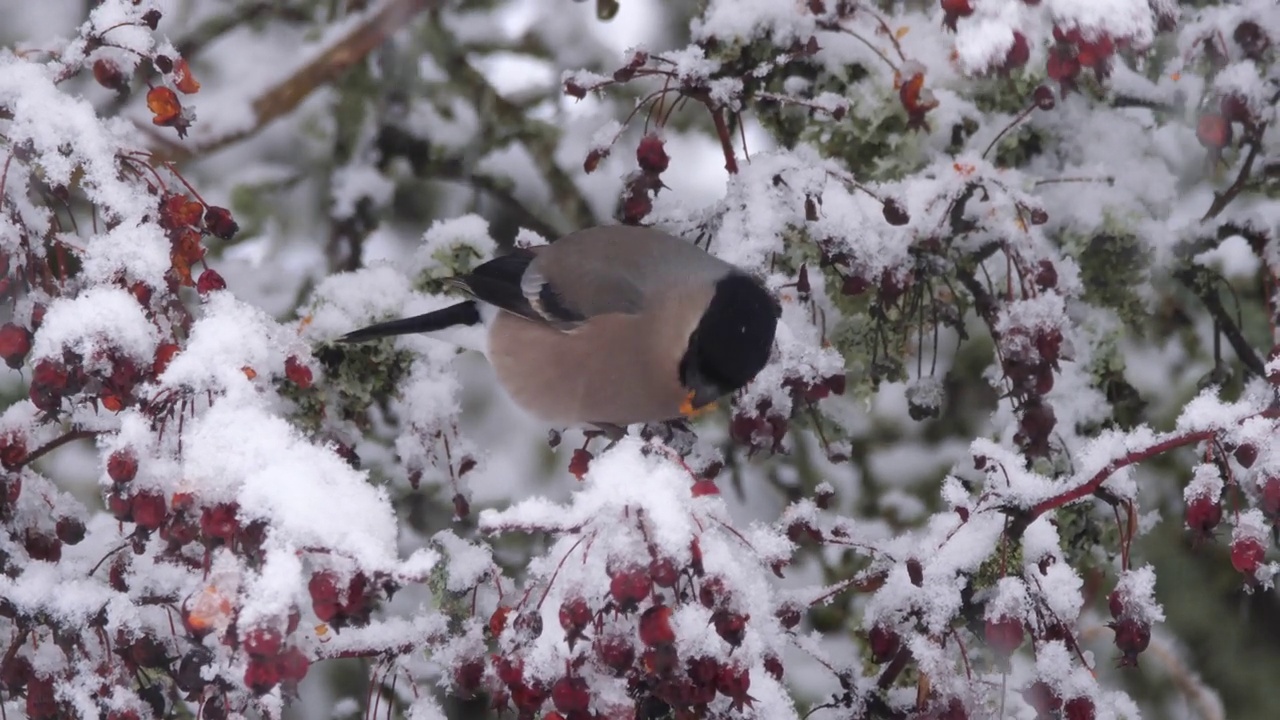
[1201,122,1268,221]
[1174,266,1267,378]
[17,428,101,469]
[155,0,439,159]
[1021,429,1216,523]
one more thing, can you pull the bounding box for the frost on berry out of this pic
[1183,463,1224,540]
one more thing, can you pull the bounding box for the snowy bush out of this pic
[0,0,1278,718]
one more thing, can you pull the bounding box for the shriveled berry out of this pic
[204,206,238,239]
[453,659,485,696]
[1063,696,1096,720]
[636,135,669,174]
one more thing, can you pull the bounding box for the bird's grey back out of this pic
[526,226,733,319]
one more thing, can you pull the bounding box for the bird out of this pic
[338,225,779,436]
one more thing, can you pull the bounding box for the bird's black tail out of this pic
[339,301,481,343]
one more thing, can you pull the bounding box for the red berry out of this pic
[196,268,227,295]
[284,355,313,389]
[868,623,901,663]
[309,571,341,622]
[200,502,239,542]
[691,479,719,496]
[0,323,32,369]
[1231,536,1266,576]
[558,596,592,632]
[278,647,310,682]
[569,448,592,480]
[1023,680,1062,714]
[153,343,180,376]
[0,432,26,470]
[764,655,784,680]
[984,615,1024,658]
[1046,49,1079,82]
[649,557,679,588]
[453,659,484,696]
[24,530,62,562]
[92,58,127,91]
[1219,94,1251,125]
[594,633,635,674]
[712,609,747,647]
[55,516,86,545]
[882,198,909,226]
[551,676,590,714]
[1261,476,1280,518]
[636,135,669,174]
[130,491,167,530]
[1032,86,1056,111]
[1004,32,1030,69]
[25,674,56,719]
[488,605,512,637]
[1111,617,1150,666]
[1064,696,1096,720]
[1108,589,1126,620]
[608,566,651,611]
[639,604,676,646]
[243,627,283,657]
[941,0,973,18]
[1234,443,1258,468]
[244,657,280,694]
[1185,495,1222,536]
[1196,112,1232,149]
[108,449,138,483]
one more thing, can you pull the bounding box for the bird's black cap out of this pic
[679,272,778,406]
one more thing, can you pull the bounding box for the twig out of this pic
[1174,266,1267,377]
[1022,429,1216,522]
[17,428,101,469]
[1201,122,1268,221]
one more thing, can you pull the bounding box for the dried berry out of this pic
[1032,85,1056,111]
[636,135,669,174]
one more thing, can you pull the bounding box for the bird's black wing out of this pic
[456,248,599,330]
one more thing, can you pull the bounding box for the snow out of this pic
[32,286,158,365]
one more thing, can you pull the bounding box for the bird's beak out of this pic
[680,388,719,418]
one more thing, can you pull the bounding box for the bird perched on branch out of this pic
[340,225,779,436]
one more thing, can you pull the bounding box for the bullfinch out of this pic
[339,225,779,434]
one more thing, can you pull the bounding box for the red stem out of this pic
[1025,429,1216,520]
